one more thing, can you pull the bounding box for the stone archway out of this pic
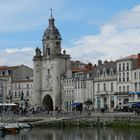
[43,94,53,111]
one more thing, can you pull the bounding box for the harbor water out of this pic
[1,127,140,140]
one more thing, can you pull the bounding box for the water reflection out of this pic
[1,127,140,140]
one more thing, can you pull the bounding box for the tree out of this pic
[84,98,93,110]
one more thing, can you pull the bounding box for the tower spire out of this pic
[50,8,53,18]
[49,8,55,26]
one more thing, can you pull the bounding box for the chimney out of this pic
[98,60,102,66]
[137,53,140,67]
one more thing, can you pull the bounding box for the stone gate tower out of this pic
[33,12,70,110]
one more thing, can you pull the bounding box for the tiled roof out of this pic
[94,61,116,72]
[118,54,138,61]
[71,63,94,73]
[0,66,19,71]
[124,55,138,59]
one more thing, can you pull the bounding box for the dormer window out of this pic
[103,68,106,77]
[97,71,100,78]
[110,69,113,77]
[103,71,106,77]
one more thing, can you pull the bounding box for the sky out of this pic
[0,0,140,67]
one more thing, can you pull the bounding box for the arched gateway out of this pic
[43,95,53,111]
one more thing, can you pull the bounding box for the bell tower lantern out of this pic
[42,9,62,57]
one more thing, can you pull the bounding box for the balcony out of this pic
[114,92,129,95]
[96,90,108,95]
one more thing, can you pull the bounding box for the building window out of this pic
[78,82,79,89]
[97,84,100,92]
[8,70,11,76]
[2,71,5,76]
[123,63,125,71]
[48,69,50,75]
[111,83,113,91]
[119,64,121,71]
[123,73,125,82]
[27,84,29,89]
[119,86,121,92]
[134,72,137,80]
[103,83,106,91]
[27,91,29,97]
[103,70,105,77]
[15,91,17,97]
[127,85,129,92]
[126,63,129,70]
[119,73,121,82]
[110,70,113,77]
[97,71,100,78]
[19,91,20,97]
[123,86,125,92]
[81,82,83,88]
[110,96,114,108]
[75,81,76,88]
[134,83,137,92]
[18,84,20,89]
[84,81,86,88]
[127,72,129,81]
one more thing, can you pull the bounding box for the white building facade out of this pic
[94,61,117,111]
[62,75,75,111]
[62,64,94,111]
[0,65,33,104]
[11,79,33,107]
[116,55,139,107]
[131,68,140,101]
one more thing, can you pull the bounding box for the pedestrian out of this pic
[101,108,104,114]
[80,108,82,115]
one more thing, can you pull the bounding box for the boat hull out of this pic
[5,127,20,134]
[0,127,7,137]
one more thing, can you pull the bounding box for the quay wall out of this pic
[17,115,140,129]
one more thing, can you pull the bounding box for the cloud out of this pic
[0,0,66,32]
[0,47,34,67]
[5,48,34,54]
[67,5,140,64]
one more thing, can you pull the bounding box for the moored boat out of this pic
[2,123,20,134]
[19,123,33,129]
[0,127,7,137]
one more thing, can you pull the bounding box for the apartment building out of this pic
[0,65,33,106]
[94,60,117,111]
